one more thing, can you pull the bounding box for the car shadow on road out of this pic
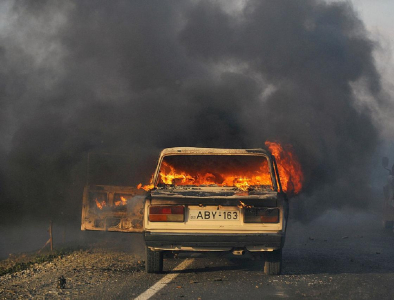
[163,253,267,274]
[170,264,255,274]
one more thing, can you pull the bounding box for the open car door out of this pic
[81,153,148,233]
[81,185,145,232]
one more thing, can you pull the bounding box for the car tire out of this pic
[145,246,163,273]
[264,249,282,275]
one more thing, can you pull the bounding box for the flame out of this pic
[95,196,129,209]
[157,160,272,190]
[238,200,252,208]
[95,199,106,210]
[265,141,303,195]
[137,142,303,194]
[137,183,154,191]
[138,161,271,191]
[114,196,128,207]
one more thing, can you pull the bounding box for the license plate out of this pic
[189,209,239,221]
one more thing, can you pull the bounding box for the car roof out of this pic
[159,147,270,157]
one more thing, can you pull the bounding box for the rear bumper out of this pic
[144,232,285,250]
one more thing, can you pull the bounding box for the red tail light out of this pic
[244,208,279,223]
[149,205,185,222]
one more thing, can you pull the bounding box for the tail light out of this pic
[149,205,185,222]
[244,208,279,223]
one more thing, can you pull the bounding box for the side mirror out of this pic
[382,157,389,169]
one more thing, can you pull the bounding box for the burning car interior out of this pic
[156,155,273,191]
[139,141,303,195]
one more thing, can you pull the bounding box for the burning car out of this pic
[143,147,291,275]
[82,144,303,275]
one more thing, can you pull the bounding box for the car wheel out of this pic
[145,246,163,273]
[264,249,282,275]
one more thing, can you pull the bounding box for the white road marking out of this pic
[274,281,289,298]
[135,258,195,300]
[274,290,288,298]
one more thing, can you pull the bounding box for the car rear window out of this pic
[157,155,272,190]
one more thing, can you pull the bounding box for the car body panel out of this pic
[81,185,144,232]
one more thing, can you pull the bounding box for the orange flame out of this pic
[158,161,271,191]
[265,141,303,195]
[137,183,154,191]
[95,196,130,209]
[137,142,304,194]
[114,196,128,207]
[138,160,271,191]
[95,199,106,210]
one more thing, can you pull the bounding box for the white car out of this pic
[143,147,288,275]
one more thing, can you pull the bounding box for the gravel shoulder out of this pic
[0,247,145,299]
[0,232,148,300]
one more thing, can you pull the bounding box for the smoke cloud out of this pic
[0,0,389,224]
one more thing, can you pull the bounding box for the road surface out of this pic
[2,211,394,299]
[88,211,394,300]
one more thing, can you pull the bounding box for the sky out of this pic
[350,0,394,81]
[352,0,394,42]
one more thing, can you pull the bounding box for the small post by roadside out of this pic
[38,220,54,254]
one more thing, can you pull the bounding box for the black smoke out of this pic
[0,0,386,224]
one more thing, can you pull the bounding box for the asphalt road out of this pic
[78,210,394,300]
